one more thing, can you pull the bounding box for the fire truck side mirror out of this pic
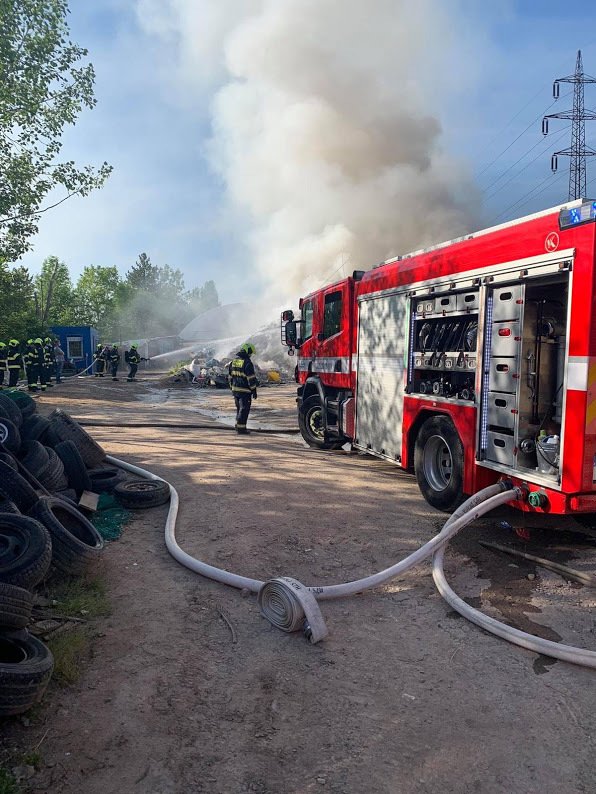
[284,320,299,346]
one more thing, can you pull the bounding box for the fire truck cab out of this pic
[282,198,596,517]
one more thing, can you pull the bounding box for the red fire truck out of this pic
[281,198,596,515]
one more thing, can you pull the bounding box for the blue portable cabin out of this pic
[51,325,99,374]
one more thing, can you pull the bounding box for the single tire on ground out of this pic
[46,410,106,468]
[0,499,21,515]
[0,418,21,454]
[3,390,36,419]
[28,497,104,576]
[0,630,54,716]
[414,415,464,512]
[0,514,52,588]
[0,583,33,630]
[17,440,49,479]
[88,466,122,494]
[0,394,23,428]
[0,460,39,512]
[114,479,170,509]
[20,415,50,444]
[54,441,91,496]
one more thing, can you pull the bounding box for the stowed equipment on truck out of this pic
[281,198,596,519]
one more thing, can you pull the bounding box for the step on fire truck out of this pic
[281,198,596,516]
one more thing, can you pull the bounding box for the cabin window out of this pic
[323,291,342,339]
[302,300,314,340]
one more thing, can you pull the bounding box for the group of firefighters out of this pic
[93,343,145,382]
[0,337,65,392]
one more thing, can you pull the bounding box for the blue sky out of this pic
[17,1,596,302]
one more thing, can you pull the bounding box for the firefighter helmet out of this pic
[34,338,43,344]
[0,342,5,348]
[131,344,137,349]
[241,343,255,356]
[9,339,19,346]
[27,339,33,345]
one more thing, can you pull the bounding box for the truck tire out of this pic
[0,461,39,513]
[114,479,170,509]
[54,441,91,496]
[0,584,34,630]
[0,515,52,588]
[0,418,21,454]
[0,394,23,428]
[28,497,104,576]
[0,630,54,716]
[414,416,464,512]
[46,410,105,468]
[298,396,343,450]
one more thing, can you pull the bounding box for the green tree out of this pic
[0,0,112,262]
[125,253,160,292]
[34,255,73,325]
[72,265,121,327]
[0,263,35,340]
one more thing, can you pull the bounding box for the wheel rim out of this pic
[0,425,8,444]
[422,434,453,492]
[306,406,324,440]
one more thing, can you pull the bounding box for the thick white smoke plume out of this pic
[137,0,483,304]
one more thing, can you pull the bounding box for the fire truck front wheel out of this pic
[414,416,464,512]
[299,396,343,450]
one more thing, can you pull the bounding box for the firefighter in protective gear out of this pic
[24,339,37,391]
[0,343,6,389]
[108,344,120,381]
[6,340,22,388]
[43,337,54,386]
[31,338,46,391]
[94,343,106,377]
[125,344,141,382]
[228,342,258,434]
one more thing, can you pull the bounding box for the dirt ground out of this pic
[4,372,596,793]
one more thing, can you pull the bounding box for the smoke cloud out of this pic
[137,0,484,304]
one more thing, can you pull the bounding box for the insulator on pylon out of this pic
[542,118,549,136]
[551,154,558,172]
[553,81,560,99]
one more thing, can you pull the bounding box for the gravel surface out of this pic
[5,374,596,794]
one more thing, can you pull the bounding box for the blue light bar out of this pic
[559,200,596,229]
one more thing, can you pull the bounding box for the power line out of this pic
[493,171,565,223]
[476,93,570,178]
[484,126,570,202]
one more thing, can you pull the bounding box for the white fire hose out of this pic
[107,455,596,667]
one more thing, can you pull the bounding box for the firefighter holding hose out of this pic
[228,342,258,434]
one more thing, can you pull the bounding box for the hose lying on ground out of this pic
[106,455,596,667]
[81,421,299,434]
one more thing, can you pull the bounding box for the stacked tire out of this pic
[0,404,107,715]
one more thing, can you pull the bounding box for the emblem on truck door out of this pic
[545,231,560,252]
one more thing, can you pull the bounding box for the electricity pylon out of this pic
[542,50,596,200]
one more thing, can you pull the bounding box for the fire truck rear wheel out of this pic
[299,396,343,450]
[414,416,464,512]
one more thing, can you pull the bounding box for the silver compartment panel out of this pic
[488,357,519,393]
[486,430,516,466]
[492,284,524,321]
[490,321,522,357]
[487,392,517,431]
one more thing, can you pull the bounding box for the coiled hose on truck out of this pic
[106,455,596,668]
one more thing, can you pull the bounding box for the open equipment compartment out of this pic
[479,272,569,481]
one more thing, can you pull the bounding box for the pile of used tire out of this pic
[0,395,170,715]
[0,395,108,716]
